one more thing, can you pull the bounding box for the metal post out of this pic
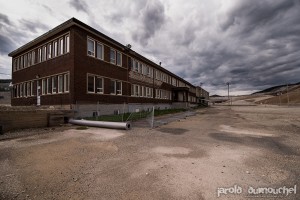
[226,82,230,106]
[286,84,289,106]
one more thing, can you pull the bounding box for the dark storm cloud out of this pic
[178,0,300,94]
[0,13,11,25]
[69,0,88,13]
[132,0,165,46]
[0,34,14,54]
[20,19,49,33]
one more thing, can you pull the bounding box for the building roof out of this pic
[8,17,196,88]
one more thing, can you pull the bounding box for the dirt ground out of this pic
[0,105,300,200]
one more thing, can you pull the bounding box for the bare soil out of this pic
[0,105,299,200]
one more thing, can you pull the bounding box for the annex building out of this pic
[9,18,209,117]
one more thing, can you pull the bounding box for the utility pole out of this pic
[286,84,289,106]
[226,82,230,106]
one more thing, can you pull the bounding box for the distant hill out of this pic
[253,82,300,95]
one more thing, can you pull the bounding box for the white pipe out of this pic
[69,119,131,130]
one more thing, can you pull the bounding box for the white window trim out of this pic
[116,51,122,66]
[87,38,95,57]
[96,42,104,60]
[58,75,63,93]
[110,48,116,64]
[96,76,104,94]
[64,74,69,93]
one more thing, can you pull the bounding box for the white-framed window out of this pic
[110,48,116,64]
[42,79,46,95]
[96,76,103,94]
[24,54,27,68]
[20,56,24,68]
[139,63,143,73]
[143,86,146,97]
[58,75,63,93]
[16,84,19,97]
[53,41,58,57]
[47,43,52,59]
[42,46,47,61]
[65,35,70,53]
[31,51,35,65]
[58,37,64,55]
[30,81,34,96]
[135,85,139,96]
[64,73,69,92]
[23,83,27,97]
[47,78,51,94]
[139,86,143,97]
[134,60,139,72]
[16,58,20,70]
[87,38,95,57]
[52,76,57,93]
[28,53,31,67]
[116,51,122,66]
[38,48,42,63]
[96,42,103,60]
[116,81,122,95]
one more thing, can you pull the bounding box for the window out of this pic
[42,79,46,95]
[38,48,42,63]
[16,85,19,97]
[30,82,34,96]
[110,49,116,64]
[87,38,95,57]
[53,41,58,57]
[116,51,122,66]
[58,75,63,93]
[96,77,103,93]
[31,51,35,65]
[16,58,20,70]
[47,43,52,59]
[65,35,70,53]
[47,78,51,94]
[135,85,139,96]
[87,75,95,93]
[143,86,146,97]
[134,61,139,72]
[24,83,27,97]
[27,82,30,96]
[96,43,103,60]
[116,81,122,95]
[42,46,47,61]
[58,38,64,55]
[64,74,69,92]
[20,56,23,69]
[52,76,57,93]
[28,53,31,67]
[24,54,28,68]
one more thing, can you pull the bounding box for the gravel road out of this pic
[0,106,299,200]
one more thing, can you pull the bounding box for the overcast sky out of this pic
[0,0,299,95]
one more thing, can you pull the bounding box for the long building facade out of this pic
[9,18,209,117]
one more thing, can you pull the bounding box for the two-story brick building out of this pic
[9,18,208,117]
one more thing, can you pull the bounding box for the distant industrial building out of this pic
[9,18,209,116]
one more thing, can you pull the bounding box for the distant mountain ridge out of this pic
[253,82,300,95]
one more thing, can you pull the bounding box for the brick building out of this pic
[9,18,209,117]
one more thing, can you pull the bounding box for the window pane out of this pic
[42,79,46,95]
[65,35,70,53]
[38,48,41,63]
[96,77,103,93]
[58,38,64,55]
[64,74,69,92]
[52,76,57,93]
[88,76,95,92]
[116,81,122,95]
[110,49,116,64]
[97,43,103,59]
[48,44,52,59]
[53,41,58,57]
[116,51,121,66]
[47,78,51,94]
[87,39,95,56]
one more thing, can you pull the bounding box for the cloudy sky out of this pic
[0,0,299,95]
